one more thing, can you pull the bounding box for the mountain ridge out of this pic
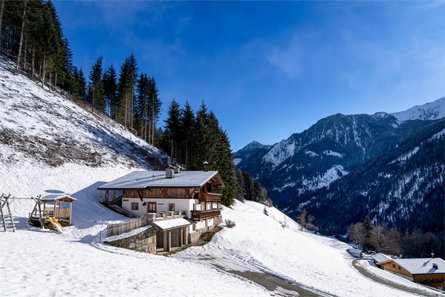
[234,97,444,235]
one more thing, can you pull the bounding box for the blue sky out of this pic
[54,1,445,151]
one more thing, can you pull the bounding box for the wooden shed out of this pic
[29,195,76,226]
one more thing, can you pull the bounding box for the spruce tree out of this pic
[88,56,105,112]
[180,101,195,168]
[103,65,118,118]
[147,77,161,145]
[117,54,138,127]
[164,100,182,160]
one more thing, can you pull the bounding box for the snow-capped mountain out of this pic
[235,97,444,234]
[288,119,444,235]
[392,97,445,121]
[0,57,167,169]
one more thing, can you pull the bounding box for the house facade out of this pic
[374,256,445,288]
[98,168,224,251]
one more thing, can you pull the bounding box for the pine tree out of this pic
[103,65,117,118]
[88,56,105,112]
[164,100,182,160]
[147,77,161,145]
[180,101,195,168]
[117,54,138,127]
[135,73,149,138]
[363,216,374,251]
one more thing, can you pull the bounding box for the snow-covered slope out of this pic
[176,201,440,297]
[1,162,439,296]
[0,57,166,168]
[392,97,445,121]
[0,165,272,297]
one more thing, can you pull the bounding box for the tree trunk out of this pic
[151,117,155,145]
[23,38,27,70]
[41,54,47,88]
[0,0,5,40]
[31,48,35,77]
[15,0,27,73]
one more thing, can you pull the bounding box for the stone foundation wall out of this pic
[189,215,222,244]
[105,227,156,254]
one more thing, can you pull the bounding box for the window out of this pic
[392,264,396,269]
[131,202,139,210]
[147,202,156,213]
[169,203,175,211]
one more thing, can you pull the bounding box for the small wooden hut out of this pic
[29,195,76,226]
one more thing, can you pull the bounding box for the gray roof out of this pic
[394,258,445,275]
[98,170,223,190]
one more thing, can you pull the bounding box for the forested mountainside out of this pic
[287,119,444,235]
[0,56,167,169]
[235,97,445,235]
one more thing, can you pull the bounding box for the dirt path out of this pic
[352,260,444,297]
[213,264,335,297]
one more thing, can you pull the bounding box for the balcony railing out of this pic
[191,209,221,221]
[198,192,222,203]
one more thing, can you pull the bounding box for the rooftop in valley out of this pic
[394,258,445,275]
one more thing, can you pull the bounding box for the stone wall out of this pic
[105,227,157,254]
[189,215,222,243]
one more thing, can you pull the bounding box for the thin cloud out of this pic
[268,37,302,79]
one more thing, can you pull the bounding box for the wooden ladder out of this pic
[0,194,16,232]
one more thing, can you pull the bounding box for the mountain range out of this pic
[235,97,445,234]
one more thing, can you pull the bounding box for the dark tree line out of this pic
[85,55,162,145]
[2,2,239,207]
[161,101,236,206]
[347,216,443,258]
[1,0,76,91]
[235,169,267,203]
[0,2,162,145]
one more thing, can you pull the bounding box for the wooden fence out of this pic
[106,214,152,237]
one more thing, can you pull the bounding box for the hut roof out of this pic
[153,218,191,231]
[41,195,77,202]
[394,258,445,275]
[372,253,391,264]
[97,170,224,190]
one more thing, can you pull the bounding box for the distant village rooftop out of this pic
[393,258,445,275]
[98,170,224,190]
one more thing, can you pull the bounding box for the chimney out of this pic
[166,167,174,179]
[174,166,181,174]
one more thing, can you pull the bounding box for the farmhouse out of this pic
[98,168,224,252]
[374,255,445,288]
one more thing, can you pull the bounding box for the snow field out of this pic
[177,201,438,297]
[0,164,272,297]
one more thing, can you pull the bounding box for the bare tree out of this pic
[297,209,307,231]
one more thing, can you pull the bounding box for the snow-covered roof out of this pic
[153,218,191,231]
[41,195,77,202]
[97,170,224,190]
[394,258,445,275]
[372,253,391,264]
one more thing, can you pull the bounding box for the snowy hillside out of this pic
[392,97,445,121]
[0,57,166,168]
[0,162,440,296]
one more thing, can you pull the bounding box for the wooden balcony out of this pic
[191,209,221,221]
[198,192,222,203]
